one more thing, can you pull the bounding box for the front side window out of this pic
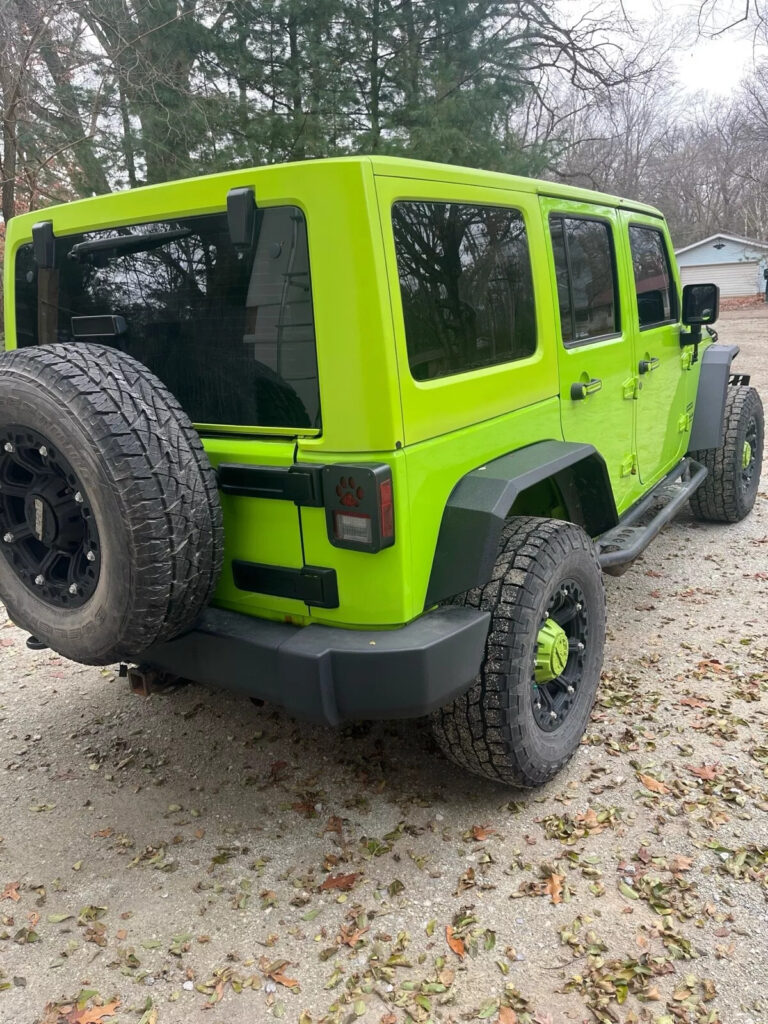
[14,208,319,430]
[392,201,536,381]
[550,216,619,344]
[628,224,677,327]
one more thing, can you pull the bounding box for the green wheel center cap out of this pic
[535,618,569,683]
[742,440,753,469]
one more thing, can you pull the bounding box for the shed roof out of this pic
[675,232,768,256]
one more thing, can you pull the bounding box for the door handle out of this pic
[570,378,602,401]
[639,356,660,374]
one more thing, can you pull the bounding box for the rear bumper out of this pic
[140,605,490,725]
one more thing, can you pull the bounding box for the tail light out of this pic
[322,463,395,552]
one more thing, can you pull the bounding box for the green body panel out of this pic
[2,156,712,631]
[616,211,694,489]
[204,437,307,620]
[397,398,563,617]
[538,196,641,513]
[374,175,559,445]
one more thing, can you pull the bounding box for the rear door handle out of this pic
[639,356,660,374]
[570,378,602,400]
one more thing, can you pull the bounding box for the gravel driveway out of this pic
[1,312,767,1024]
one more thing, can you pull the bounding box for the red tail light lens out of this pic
[378,479,394,539]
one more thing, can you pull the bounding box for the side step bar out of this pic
[596,458,708,570]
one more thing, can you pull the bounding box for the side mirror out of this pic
[682,282,719,326]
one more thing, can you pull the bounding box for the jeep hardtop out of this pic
[0,156,763,785]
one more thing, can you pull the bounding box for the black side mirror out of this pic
[682,282,719,326]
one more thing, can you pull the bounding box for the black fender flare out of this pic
[424,440,617,607]
[688,343,740,451]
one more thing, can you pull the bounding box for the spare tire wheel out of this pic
[0,343,223,665]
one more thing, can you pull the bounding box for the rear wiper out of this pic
[67,228,192,262]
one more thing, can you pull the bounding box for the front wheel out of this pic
[431,517,605,787]
[689,385,764,523]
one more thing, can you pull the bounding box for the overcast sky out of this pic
[567,0,768,94]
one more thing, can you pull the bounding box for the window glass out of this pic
[392,201,536,381]
[629,225,677,327]
[550,216,619,344]
[550,218,573,344]
[14,208,319,430]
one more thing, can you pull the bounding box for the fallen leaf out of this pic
[638,773,671,795]
[686,763,720,781]
[270,969,298,988]
[670,855,694,873]
[64,1000,120,1024]
[498,1009,518,1024]
[545,873,564,905]
[472,825,498,841]
[1,882,20,902]
[446,925,465,958]
[320,873,358,892]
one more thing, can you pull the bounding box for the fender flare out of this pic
[424,440,617,607]
[688,343,740,451]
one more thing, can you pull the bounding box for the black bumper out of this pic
[140,606,490,726]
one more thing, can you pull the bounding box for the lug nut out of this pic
[577,641,585,651]
[535,702,542,710]
[86,550,96,562]
[74,491,83,503]
[576,602,583,611]
[566,685,575,694]
[68,583,78,595]
[549,710,558,720]
[3,442,13,453]
[34,574,44,586]
[3,532,13,544]
[39,445,48,457]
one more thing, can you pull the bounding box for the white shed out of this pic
[675,233,768,297]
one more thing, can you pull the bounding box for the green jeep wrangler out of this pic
[0,157,763,786]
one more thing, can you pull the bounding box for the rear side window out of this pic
[550,216,619,344]
[392,201,536,381]
[14,208,319,430]
[628,224,677,327]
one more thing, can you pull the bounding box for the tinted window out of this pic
[14,208,319,430]
[550,216,619,344]
[392,202,536,381]
[629,225,677,327]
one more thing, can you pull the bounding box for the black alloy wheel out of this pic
[0,425,100,609]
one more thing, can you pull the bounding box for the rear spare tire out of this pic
[0,343,223,664]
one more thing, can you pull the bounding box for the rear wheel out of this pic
[0,344,223,665]
[431,517,605,787]
[689,385,763,523]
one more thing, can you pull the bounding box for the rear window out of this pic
[14,208,320,430]
[392,201,536,381]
